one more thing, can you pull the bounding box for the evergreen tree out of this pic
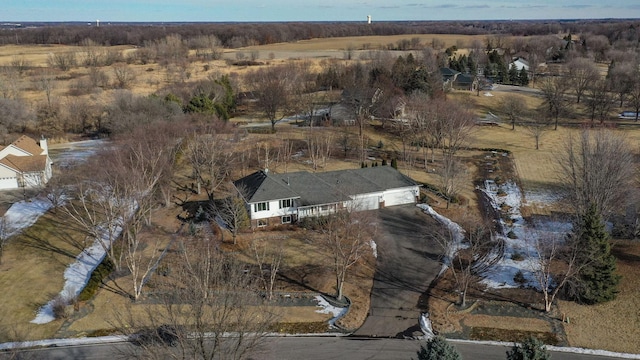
[391,158,398,169]
[415,336,462,360]
[506,337,550,360]
[571,204,620,304]
[508,65,519,85]
[382,159,387,166]
[518,67,529,86]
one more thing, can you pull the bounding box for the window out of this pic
[254,202,269,212]
[281,215,292,224]
[257,219,268,227]
[279,199,292,209]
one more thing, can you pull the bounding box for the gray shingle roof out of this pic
[234,166,417,206]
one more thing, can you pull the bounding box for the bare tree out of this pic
[247,64,298,130]
[627,69,640,122]
[306,131,333,171]
[112,64,136,89]
[607,60,635,107]
[185,132,234,199]
[250,236,284,301]
[0,216,7,265]
[557,129,636,219]
[47,51,77,71]
[9,56,31,76]
[319,206,377,301]
[115,228,276,360]
[431,219,500,307]
[215,190,250,245]
[438,154,467,209]
[539,76,570,130]
[585,79,615,126]
[566,57,600,104]
[528,231,579,312]
[500,95,527,130]
[523,112,551,150]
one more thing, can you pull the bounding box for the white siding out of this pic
[383,186,419,207]
[0,177,18,190]
[249,199,296,220]
[350,192,382,211]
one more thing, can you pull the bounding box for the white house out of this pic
[233,166,420,228]
[510,58,530,72]
[0,135,53,190]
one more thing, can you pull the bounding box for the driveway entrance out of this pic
[353,205,443,338]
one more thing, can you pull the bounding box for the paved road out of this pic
[353,205,443,338]
[5,337,636,360]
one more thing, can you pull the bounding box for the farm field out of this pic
[1,32,640,355]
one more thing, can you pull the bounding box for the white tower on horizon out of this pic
[367,15,371,24]
[96,19,100,27]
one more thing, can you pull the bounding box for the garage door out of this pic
[384,188,416,207]
[351,194,380,211]
[0,177,19,190]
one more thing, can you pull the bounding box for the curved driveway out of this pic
[353,205,443,338]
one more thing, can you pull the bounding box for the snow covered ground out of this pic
[479,181,573,289]
[1,197,53,238]
[314,295,348,328]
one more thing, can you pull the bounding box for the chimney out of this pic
[39,136,48,155]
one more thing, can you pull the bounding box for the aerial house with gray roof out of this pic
[233,166,420,228]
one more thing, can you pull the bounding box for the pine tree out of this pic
[518,67,529,86]
[506,337,550,360]
[571,204,620,304]
[391,158,398,169]
[415,336,462,360]
[508,64,519,85]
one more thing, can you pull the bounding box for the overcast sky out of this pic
[3,0,640,22]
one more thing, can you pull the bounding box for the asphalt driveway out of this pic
[353,204,444,338]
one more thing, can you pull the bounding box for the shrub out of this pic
[51,295,71,319]
[507,230,518,239]
[506,337,550,360]
[513,270,527,286]
[511,252,524,261]
[78,257,115,302]
[415,336,461,360]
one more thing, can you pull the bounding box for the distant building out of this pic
[0,136,53,190]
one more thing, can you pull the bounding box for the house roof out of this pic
[234,166,418,206]
[454,73,475,85]
[11,135,44,156]
[0,154,48,173]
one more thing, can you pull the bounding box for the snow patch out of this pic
[1,198,53,238]
[314,295,348,328]
[417,203,466,275]
[369,240,377,258]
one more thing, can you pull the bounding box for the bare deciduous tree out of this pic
[523,112,551,150]
[248,64,299,130]
[185,132,233,199]
[566,57,600,104]
[319,206,377,301]
[215,189,250,245]
[306,131,333,171]
[438,154,467,209]
[431,219,500,307]
[528,231,579,312]
[112,64,136,89]
[47,51,77,71]
[585,79,614,125]
[557,129,636,219]
[251,236,284,301]
[500,95,527,130]
[115,229,276,360]
[539,76,570,130]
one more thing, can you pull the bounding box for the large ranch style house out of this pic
[233,166,420,228]
[0,136,52,190]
